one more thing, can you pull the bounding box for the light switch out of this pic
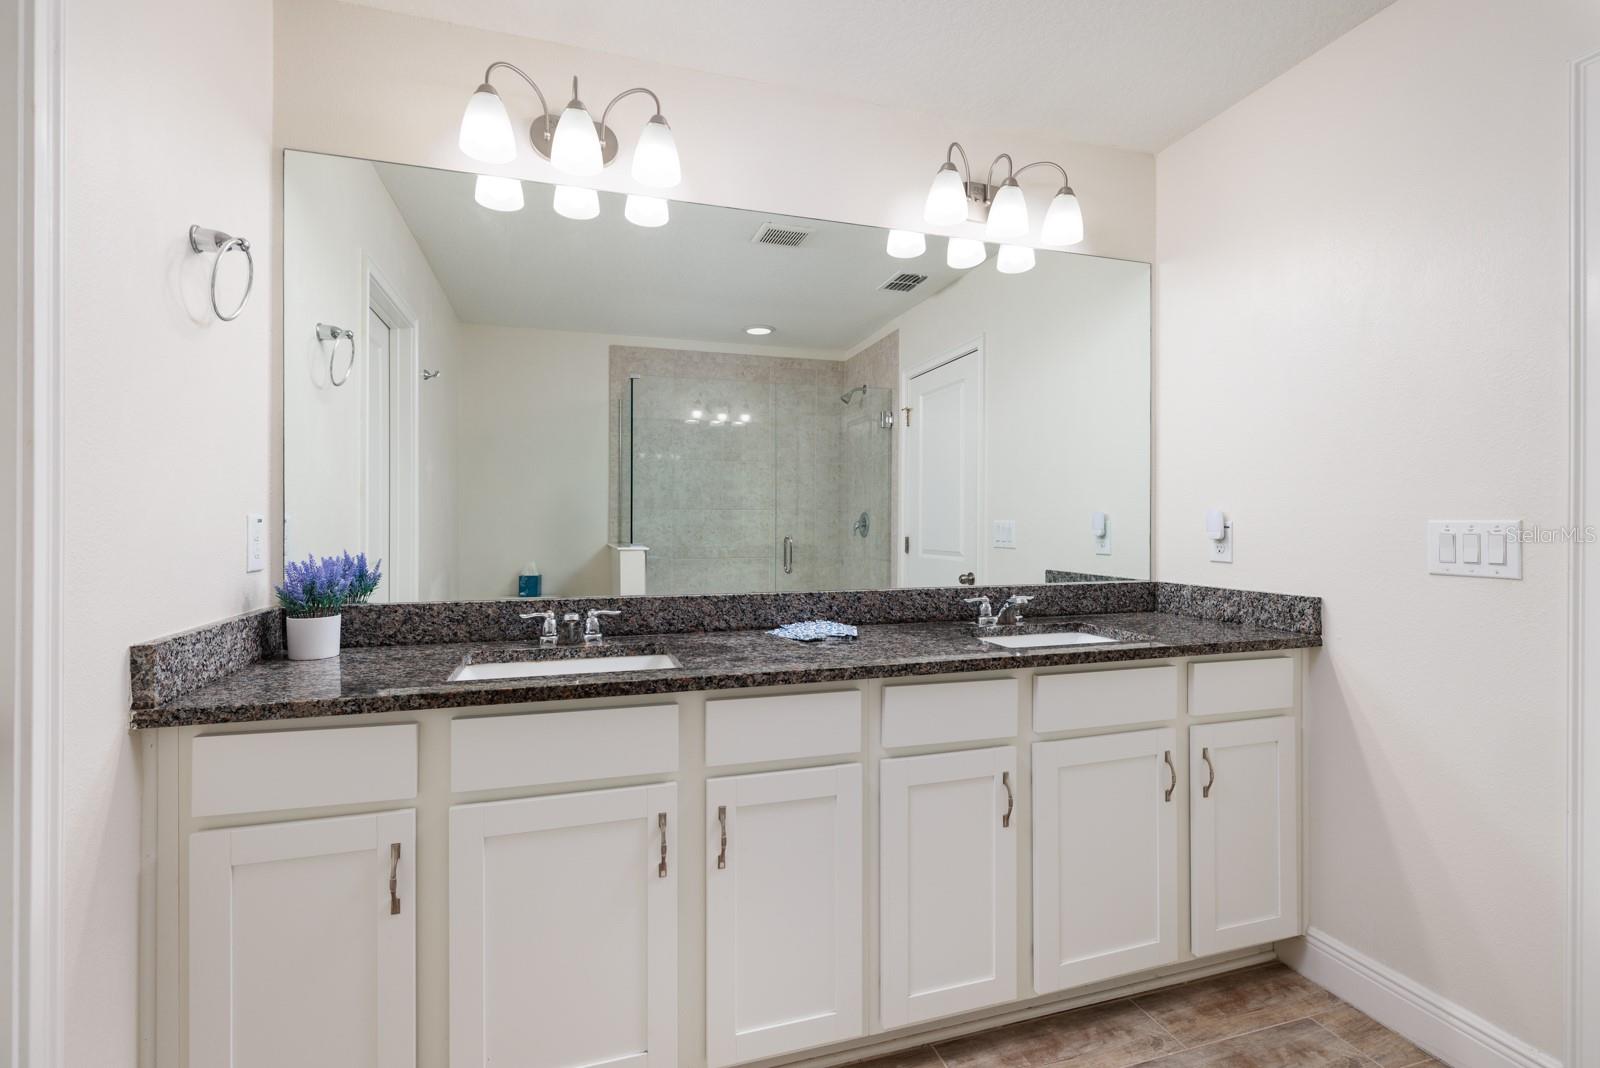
[991,519,1017,549]
[1427,520,1521,579]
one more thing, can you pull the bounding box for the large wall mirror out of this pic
[283,150,1151,601]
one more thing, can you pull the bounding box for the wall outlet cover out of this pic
[1426,519,1521,579]
[245,513,266,573]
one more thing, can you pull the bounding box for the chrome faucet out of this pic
[996,594,1033,626]
[964,596,998,627]
[584,609,622,644]
[519,610,558,647]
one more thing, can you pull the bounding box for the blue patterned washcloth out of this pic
[768,620,858,642]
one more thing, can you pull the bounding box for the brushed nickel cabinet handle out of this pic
[716,805,728,869]
[1163,750,1176,802]
[388,843,402,915]
[1202,747,1216,799]
[1001,771,1014,828]
[657,812,668,878]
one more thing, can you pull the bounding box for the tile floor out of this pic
[852,963,1445,1068]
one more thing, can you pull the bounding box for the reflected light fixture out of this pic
[473,174,525,212]
[624,194,670,228]
[745,325,774,336]
[885,229,927,259]
[920,143,1085,260]
[457,63,681,226]
[996,244,1036,274]
[947,237,987,270]
[552,185,600,220]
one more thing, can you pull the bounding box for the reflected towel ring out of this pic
[317,323,356,386]
[188,225,254,321]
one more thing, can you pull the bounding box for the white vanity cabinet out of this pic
[704,764,864,1067]
[188,810,416,1068]
[1189,715,1300,955]
[879,746,1017,1028]
[1032,729,1179,993]
[449,784,679,1068]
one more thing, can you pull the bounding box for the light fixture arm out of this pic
[600,86,666,130]
[984,152,1017,190]
[1013,159,1073,192]
[944,141,974,185]
[482,61,552,121]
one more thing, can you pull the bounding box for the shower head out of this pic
[840,384,868,405]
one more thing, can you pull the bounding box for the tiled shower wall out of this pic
[610,345,895,595]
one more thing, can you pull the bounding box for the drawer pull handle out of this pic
[658,812,669,878]
[388,843,402,915]
[1202,747,1216,799]
[1001,771,1014,828]
[716,805,728,869]
[1163,750,1176,802]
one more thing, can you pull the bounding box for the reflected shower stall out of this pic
[623,375,893,594]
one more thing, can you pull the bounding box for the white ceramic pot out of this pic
[286,614,341,661]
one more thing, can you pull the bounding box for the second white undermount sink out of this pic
[980,631,1119,649]
[449,654,680,682]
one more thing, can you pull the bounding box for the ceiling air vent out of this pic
[752,222,813,247]
[879,272,929,293]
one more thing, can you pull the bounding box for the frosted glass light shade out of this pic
[473,174,525,212]
[631,116,681,189]
[550,103,604,176]
[997,244,1036,274]
[459,85,517,164]
[924,163,969,226]
[985,181,1029,240]
[947,237,987,269]
[624,194,670,228]
[552,185,600,220]
[1040,189,1084,245]
[886,230,926,259]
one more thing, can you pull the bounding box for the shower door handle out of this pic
[782,536,794,574]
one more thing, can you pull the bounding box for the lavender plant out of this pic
[275,552,383,618]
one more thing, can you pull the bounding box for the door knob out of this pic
[958,572,975,585]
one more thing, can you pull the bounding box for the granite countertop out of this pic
[130,611,1320,728]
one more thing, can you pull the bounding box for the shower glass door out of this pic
[627,375,893,595]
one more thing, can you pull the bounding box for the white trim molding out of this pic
[1280,930,1560,1068]
[1574,45,1600,1068]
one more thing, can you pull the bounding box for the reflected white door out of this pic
[902,348,982,587]
[365,306,393,601]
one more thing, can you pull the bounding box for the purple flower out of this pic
[275,551,384,618]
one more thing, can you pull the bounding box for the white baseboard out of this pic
[1278,928,1561,1068]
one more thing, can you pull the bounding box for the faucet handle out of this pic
[1004,594,1034,605]
[520,609,558,642]
[963,595,997,625]
[584,608,622,642]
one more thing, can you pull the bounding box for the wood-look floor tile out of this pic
[1131,963,1342,1046]
[849,1045,945,1068]
[1312,1002,1430,1066]
[934,999,1181,1068]
[1124,1018,1369,1067]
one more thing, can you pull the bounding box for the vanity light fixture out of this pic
[744,325,775,336]
[458,65,682,225]
[922,143,1084,251]
[885,229,927,259]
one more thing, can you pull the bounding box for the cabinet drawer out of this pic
[705,690,861,766]
[191,724,417,817]
[1188,657,1296,718]
[451,704,678,792]
[881,678,1019,748]
[1034,665,1178,732]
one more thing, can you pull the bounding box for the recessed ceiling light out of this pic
[745,325,774,336]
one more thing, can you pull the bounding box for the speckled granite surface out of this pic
[1155,581,1321,635]
[128,608,283,709]
[1045,570,1138,584]
[129,610,1319,728]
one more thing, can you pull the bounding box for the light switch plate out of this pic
[1427,519,1521,579]
[991,519,1017,549]
[245,513,266,573]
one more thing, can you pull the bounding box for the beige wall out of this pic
[272,0,1156,264]
[60,1,275,1065]
[1155,0,1600,1054]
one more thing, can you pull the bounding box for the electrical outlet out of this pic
[245,513,266,573]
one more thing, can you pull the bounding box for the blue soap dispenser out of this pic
[517,560,542,598]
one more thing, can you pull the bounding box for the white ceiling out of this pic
[372,161,971,350]
[344,0,1395,152]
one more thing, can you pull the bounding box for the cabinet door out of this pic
[706,764,863,1066]
[1033,730,1178,993]
[1190,716,1300,955]
[450,784,678,1068]
[189,809,415,1068]
[880,747,1017,1028]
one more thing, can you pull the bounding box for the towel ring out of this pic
[188,225,254,322]
[317,323,356,386]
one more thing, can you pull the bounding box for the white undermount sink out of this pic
[448,654,680,682]
[980,631,1119,649]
